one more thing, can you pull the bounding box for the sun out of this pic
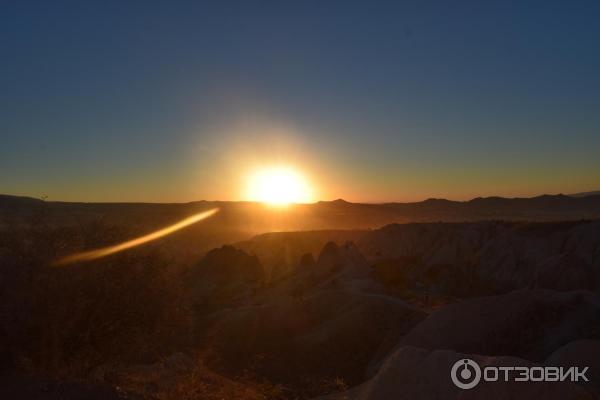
[246,166,313,205]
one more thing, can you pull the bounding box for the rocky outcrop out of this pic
[195,242,425,391]
[190,245,263,284]
[360,221,600,295]
[546,340,600,389]
[299,252,316,267]
[319,346,594,400]
[400,289,600,361]
[186,245,264,312]
[238,220,600,296]
[315,241,371,280]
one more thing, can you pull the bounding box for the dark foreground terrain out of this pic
[1,194,600,399]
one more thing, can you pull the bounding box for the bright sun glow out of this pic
[246,167,313,205]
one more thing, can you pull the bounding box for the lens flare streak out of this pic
[54,208,219,266]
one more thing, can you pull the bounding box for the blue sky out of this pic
[1,1,599,202]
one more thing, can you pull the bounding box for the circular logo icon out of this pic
[451,358,481,389]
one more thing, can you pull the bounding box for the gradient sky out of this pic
[1,1,599,203]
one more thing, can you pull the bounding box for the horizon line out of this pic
[1,191,599,206]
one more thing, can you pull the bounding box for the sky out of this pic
[1,1,599,203]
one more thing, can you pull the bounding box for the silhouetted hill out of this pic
[569,190,600,197]
[1,193,599,231]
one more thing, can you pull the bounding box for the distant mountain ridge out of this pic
[569,190,600,197]
[1,192,599,233]
[2,192,600,206]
